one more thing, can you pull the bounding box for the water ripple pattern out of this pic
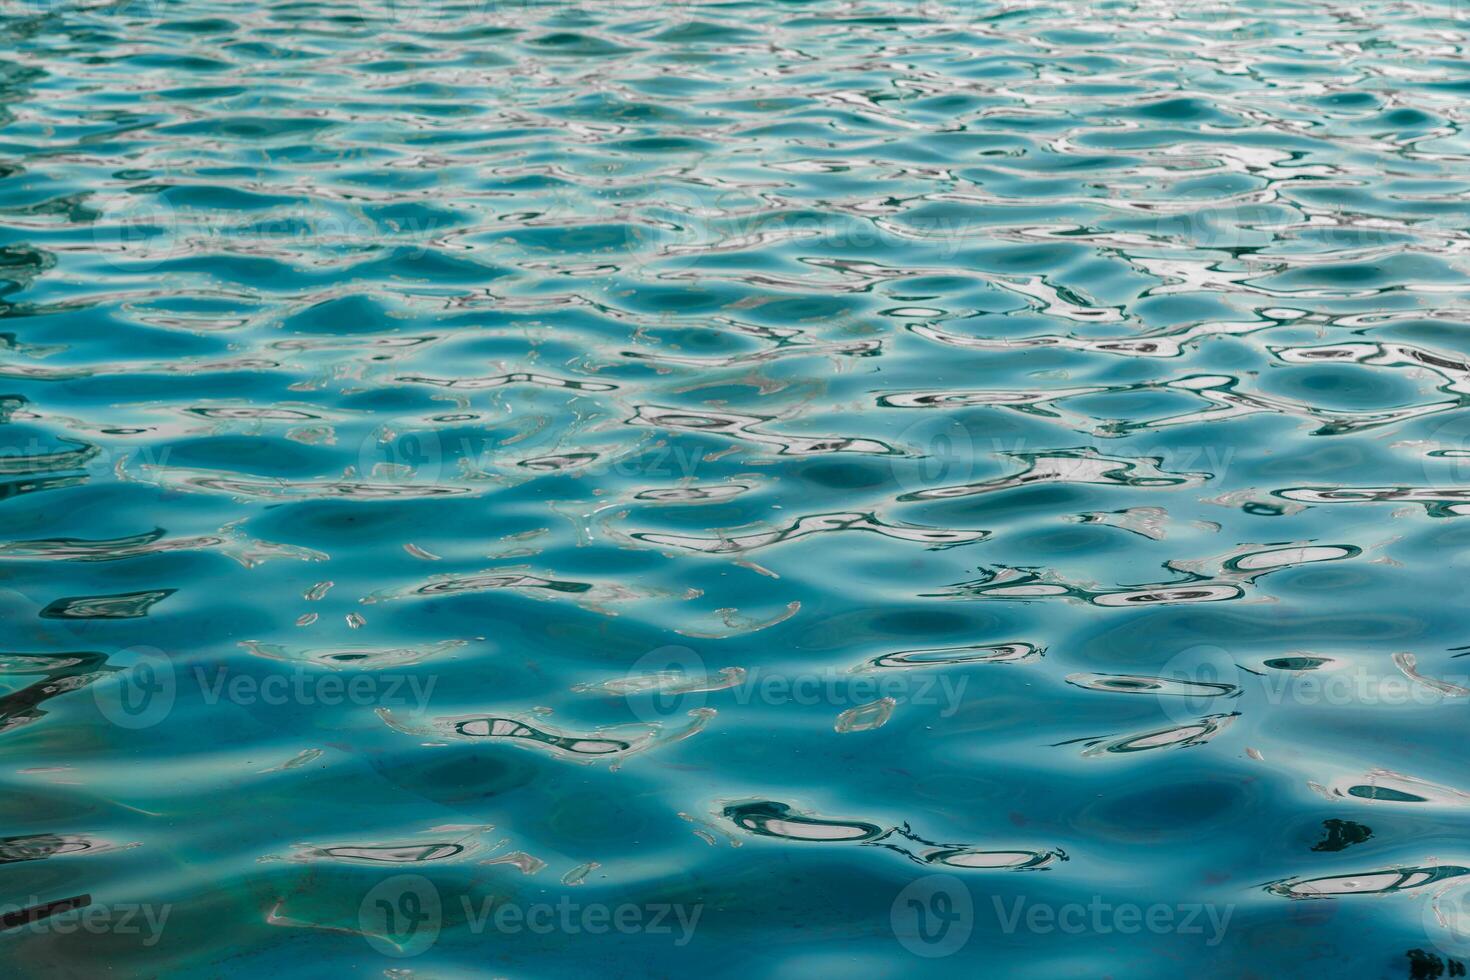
[1,0,1469,976]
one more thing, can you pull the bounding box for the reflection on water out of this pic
[1,0,1469,975]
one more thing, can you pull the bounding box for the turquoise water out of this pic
[4,0,1470,975]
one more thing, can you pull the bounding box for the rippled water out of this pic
[4,0,1470,975]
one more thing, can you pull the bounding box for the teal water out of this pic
[4,0,1470,976]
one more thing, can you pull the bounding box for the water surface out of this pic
[3,0,1470,976]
